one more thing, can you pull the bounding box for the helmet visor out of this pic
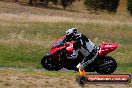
[66,33,74,40]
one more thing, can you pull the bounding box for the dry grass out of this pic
[117,0,127,12]
[0,13,132,27]
[0,69,80,88]
[0,1,132,22]
[0,69,131,88]
[0,17,131,68]
[0,30,53,47]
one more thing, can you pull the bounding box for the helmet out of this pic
[65,27,78,40]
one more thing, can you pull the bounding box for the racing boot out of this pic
[77,63,86,76]
[78,68,86,76]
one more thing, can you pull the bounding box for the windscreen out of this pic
[53,40,64,48]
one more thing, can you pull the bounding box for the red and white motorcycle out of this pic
[41,36,118,74]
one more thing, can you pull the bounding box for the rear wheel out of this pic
[41,54,63,71]
[96,56,117,74]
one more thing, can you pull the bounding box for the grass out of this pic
[0,20,131,73]
[0,69,75,77]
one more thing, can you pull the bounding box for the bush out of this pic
[127,0,132,15]
[84,0,120,12]
[84,0,99,10]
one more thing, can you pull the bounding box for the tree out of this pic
[84,0,120,12]
[127,0,132,15]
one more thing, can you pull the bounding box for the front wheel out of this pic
[96,56,117,74]
[41,53,63,71]
[76,75,87,85]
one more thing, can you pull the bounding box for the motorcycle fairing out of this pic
[98,42,118,57]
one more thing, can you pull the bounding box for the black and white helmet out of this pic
[65,27,78,39]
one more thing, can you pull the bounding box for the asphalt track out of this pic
[0,66,77,73]
[0,66,132,77]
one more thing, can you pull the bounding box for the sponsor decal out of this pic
[85,74,131,83]
[76,74,131,85]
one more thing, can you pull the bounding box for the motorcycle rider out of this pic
[63,27,98,75]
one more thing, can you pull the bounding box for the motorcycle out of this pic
[41,36,118,74]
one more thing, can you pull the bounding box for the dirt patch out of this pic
[0,70,80,88]
[0,69,131,88]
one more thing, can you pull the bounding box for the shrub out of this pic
[84,0,120,12]
[127,0,132,15]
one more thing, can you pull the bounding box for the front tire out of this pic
[41,53,63,71]
[96,56,117,74]
[76,75,87,85]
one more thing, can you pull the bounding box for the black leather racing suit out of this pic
[63,33,98,69]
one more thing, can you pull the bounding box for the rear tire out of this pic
[96,56,117,74]
[41,54,63,71]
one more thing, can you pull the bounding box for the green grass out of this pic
[0,69,75,77]
[0,20,132,73]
